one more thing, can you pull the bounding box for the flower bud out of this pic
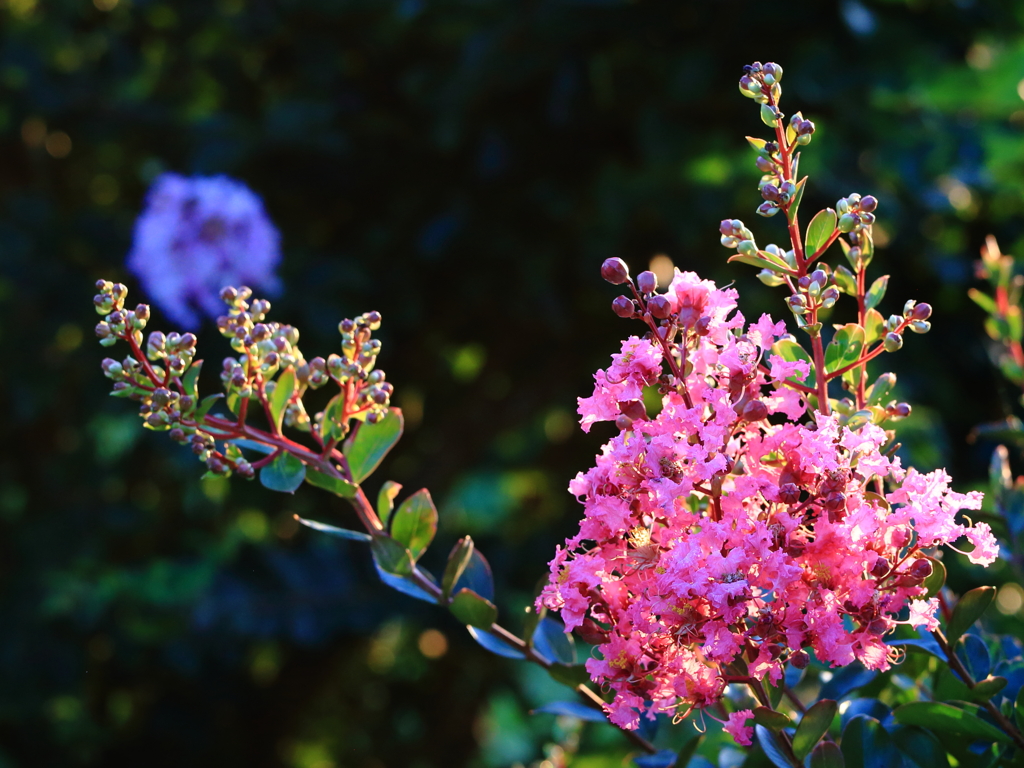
[757,201,779,217]
[761,183,781,203]
[637,271,658,294]
[612,296,635,318]
[787,294,808,315]
[911,302,932,321]
[615,414,633,431]
[694,316,712,336]
[860,195,878,213]
[790,649,809,669]
[778,483,800,505]
[648,295,672,319]
[619,400,647,422]
[891,402,911,418]
[741,399,768,423]
[737,240,757,257]
[600,258,630,285]
[870,557,889,578]
[838,213,858,233]
[909,558,933,580]
[883,332,903,353]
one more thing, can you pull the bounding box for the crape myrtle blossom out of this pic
[127,173,281,328]
[539,268,998,734]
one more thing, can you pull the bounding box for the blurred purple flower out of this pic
[127,173,281,328]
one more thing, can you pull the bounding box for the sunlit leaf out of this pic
[449,588,497,628]
[806,208,837,255]
[792,699,837,760]
[947,586,995,644]
[343,408,404,483]
[892,701,1010,744]
[259,452,305,493]
[268,366,295,432]
[390,488,437,561]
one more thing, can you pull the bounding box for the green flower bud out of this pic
[837,213,858,233]
[909,320,931,334]
[737,240,758,257]
[883,332,904,352]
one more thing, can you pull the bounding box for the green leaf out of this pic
[865,275,889,311]
[922,557,946,599]
[441,536,475,601]
[295,516,372,542]
[760,103,779,127]
[342,408,404,483]
[793,700,838,760]
[841,715,899,768]
[891,725,950,768]
[789,176,807,217]
[753,706,793,730]
[863,308,886,345]
[834,265,857,295]
[892,702,1011,744]
[824,324,865,375]
[377,480,402,530]
[532,616,575,665]
[449,588,498,628]
[194,393,222,422]
[809,742,845,768]
[259,452,306,494]
[183,359,203,400]
[755,725,798,768]
[947,586,996,644]
[968,288,999,315]
[390,488,438,561]
[806,209,837,256]
[727,250,792,274]
[675,736,704,768]
[969,676,1007,703]
[1016,685,1024,730]
[268,366,295,432]
[226,392,241,417]
[746,136,768,152]
[546,663,590,688]
[305,468,357,498]
[370,535,415,577]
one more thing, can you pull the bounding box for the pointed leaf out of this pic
[789,176,807,217]
[195,393,223,422]
[268,366,296,432]
[305,468,357,498]
[390,488,437,561]
[449,588,498,628]
[890,725,950,768]
[467,625,525,659]
[675,736,703,768]
[183,359,203,400]
[1016,684,1024,730]
[968,288,999,315]
[377,480,402,530]
[442,536,475,601]
[231,438,276,455]
[809,742,845,768]
[532,700,606,723]
[947,587,996,644]
[922,557,946,599]
[295,516,371,542]
[727,251,792,274]
[760,103,779,127]
[370,535,414,577]
[793,699,838,760]
[841,716,898,768]
[746,136,768,152]
[453,548,494,602]
[806,209,837,256]
[342,408,404,483]
[259,452,306,494]
[532,616,575,664]
[374,562,437,603]
[834,266,857,295]
[546,663,590,688]
[755,725,798,768]
[892,701,1011,744]
[753,706,793,730]
[864,276,889,311]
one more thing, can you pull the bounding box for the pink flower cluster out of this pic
[540,270,997,732]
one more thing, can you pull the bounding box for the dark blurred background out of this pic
[4,0,1024,766]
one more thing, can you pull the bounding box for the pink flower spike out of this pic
[724,709,755,746]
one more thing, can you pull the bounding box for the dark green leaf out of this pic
[268,366,295,432]
[865,275,889,311]
[806,208,837,255]
[841,716,899,768]
[467,626,525,659]
[753,706,793,730]
[809,742,845,768]
[956,633,991,680]
[891,725,950,768]
[933,665,973,702]
[370,535,414,576]
[675,735,703,768]
[532,701,606,723]
[374,562,437,603]
[182,359,203,400]
[889,636,944,659]
[441,536,475,601]
[449,588,498,628]
[377,480,402,529]
[390,488,437,561]
[820,664,877,701]
[633,750,678,768]
[755,725,798,768]
[948,586,996,644]
[453,548,494,602]
[922,557,946,599]
[1016,685,1024,730]
[294,516,371,542]
[546,663,590,688]
[305,468,357,498]
[342,408,404,483]
[793,699,838,760]
[892,701,1011,744]
[194,393,222,422]
[259,452,306,494]
[840,700,890,731]
[970,676,1007,703]
[532,616,575,664]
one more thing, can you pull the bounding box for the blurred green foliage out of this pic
[5,0,1024,765]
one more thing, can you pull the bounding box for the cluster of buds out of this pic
[837,193,877,235]
[786,267,840,317]
[316,312,393,440]
[788,111,816,145]
[738,61,782,103]
[881,300,933,352]
[95,281,149,348]
[757,179,798,218]
[145,330,197,378]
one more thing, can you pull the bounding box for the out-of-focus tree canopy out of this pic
[3,1,1024,766]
